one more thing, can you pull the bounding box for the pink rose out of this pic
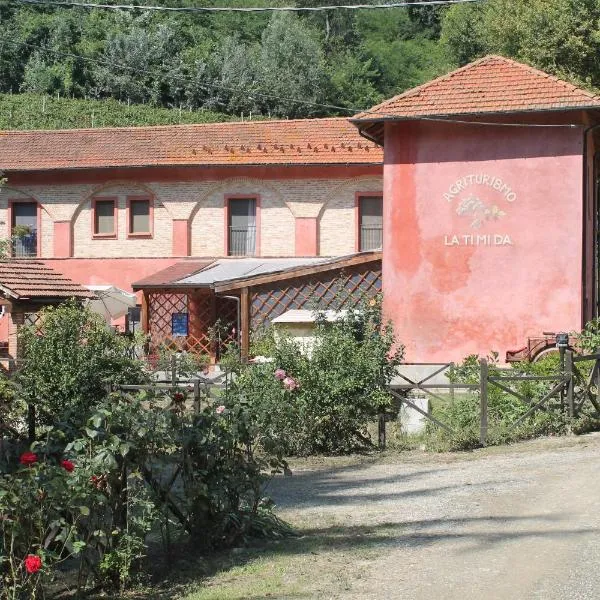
[283,376,298,391]
[274,369,286,380]
[215,405,226,415]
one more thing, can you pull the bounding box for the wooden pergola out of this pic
[133,252,382,362]
[0,261,96,372]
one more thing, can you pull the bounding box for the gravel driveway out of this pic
[263,434,600,600]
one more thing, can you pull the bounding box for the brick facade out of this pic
[0,172,382,260]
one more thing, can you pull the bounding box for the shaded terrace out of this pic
[133,252,382,362]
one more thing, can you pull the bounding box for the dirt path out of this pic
[266,434,600,599]
[184,434,600,600]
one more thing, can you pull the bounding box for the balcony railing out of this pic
[12,231,38,257]
[360,226,383,252]
[228,226,256,256]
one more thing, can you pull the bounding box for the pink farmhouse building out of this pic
[3,55,600,363]
[0,118,383,360]
[353,55,600,362]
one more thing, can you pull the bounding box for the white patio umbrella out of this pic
[84,285,137,321]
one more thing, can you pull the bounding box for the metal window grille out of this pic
[12,231,37,257]
[228,225,257,256]
[360,226,383,251]
[359,196,383,252]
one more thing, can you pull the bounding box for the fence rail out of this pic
[387,351,600,448]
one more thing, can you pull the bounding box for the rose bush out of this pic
[0,447,94,599]
[229,297,403,456]
[1,303,289,598]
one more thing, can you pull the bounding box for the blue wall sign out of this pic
[171,313,189,337]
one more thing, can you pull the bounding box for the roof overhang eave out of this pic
[1,160,383,174]
[214,252,383,294]
[0,283,20,300]
[131,282,214,292]
[350,104,600,126]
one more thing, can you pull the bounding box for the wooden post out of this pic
[378,412,386,449]
[27,404,36,444]
[596,359,600,410]
[240,287,250,362]
[141,292,150,334]
[565,350,574,418]
[479,358,488,447]
[193,380,201,413]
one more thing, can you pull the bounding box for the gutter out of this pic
[582,121,600,323]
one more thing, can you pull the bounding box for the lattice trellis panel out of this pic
[148,292,189,352]
[251,265,382,330]
[148,291,214,355]
[148,291,239,358]
[23,312,43,330]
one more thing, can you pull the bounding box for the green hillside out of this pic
[0,0,599,127]
[0,93,231,130]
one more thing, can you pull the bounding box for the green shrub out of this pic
[1,302,289,598]
[16,300,147,435]
[230,299,403,456]
[431,353,574,451]
[576,317,600,355]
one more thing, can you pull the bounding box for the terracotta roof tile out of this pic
[0,261,96,300]
[0,118,382,172]
[133,261,215,287]
[352,55,600,123]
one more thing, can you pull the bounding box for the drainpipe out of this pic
[582,121,600,323]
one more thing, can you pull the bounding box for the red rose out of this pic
[19,452,38,467]
[173,392,185,402]
[24,554,42,574]
[61,459,75,473]
[90,474,107,491]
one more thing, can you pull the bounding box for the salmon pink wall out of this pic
[0,314,7,344]
[295,218,318,255]
[383,120,585,362]
[43,257,183,297]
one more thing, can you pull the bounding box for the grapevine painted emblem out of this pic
[455,194,506,229]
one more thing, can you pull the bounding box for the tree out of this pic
[195,36,261,115]
[441,0,600,89]
[327,51,383,111]
[16,301,146,435]
[254,12,328,118]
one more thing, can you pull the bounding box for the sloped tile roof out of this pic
[133,261,215,287]
[352,55,600,123]
[0,261,97,300]
[0,118,382,172]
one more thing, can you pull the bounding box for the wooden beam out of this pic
[240,287,250,362]
[141,291,150,334]
[214,252,382,293]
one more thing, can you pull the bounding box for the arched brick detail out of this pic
[318,176,383,256]
[189,178,295,257]
[71,181,170,258]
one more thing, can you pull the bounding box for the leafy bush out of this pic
[230,299,403,456]
[16,301,147,434]
[1,303,289,598]
[428,353,584,451]
[576,317,600,354]
[0,449,94,598]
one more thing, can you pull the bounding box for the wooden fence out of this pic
[387,351,600,447]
